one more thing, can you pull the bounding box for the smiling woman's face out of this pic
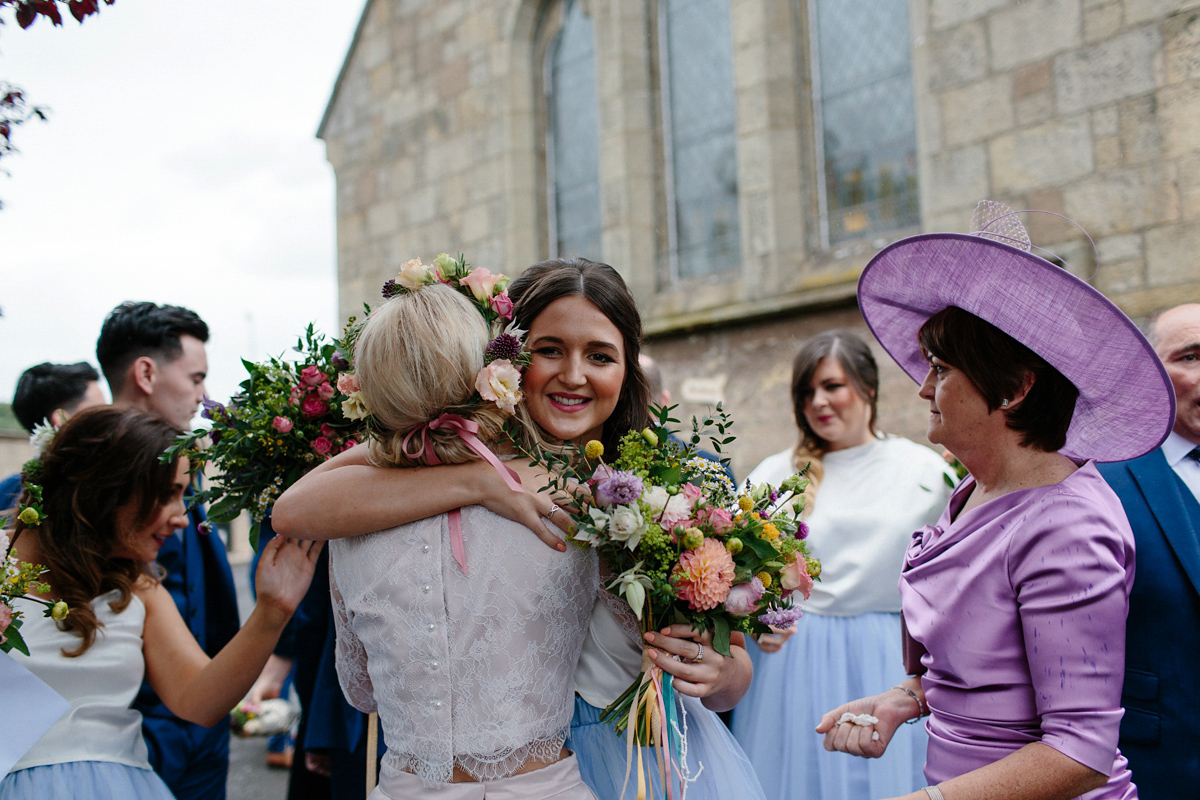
[521,294,626,445]
[111,458,190,563]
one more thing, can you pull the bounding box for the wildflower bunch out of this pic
[1,458,69,656]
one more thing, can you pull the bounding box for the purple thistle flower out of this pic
[197,521,214,536]
[485,332,523,363]
[758,603,805,629]
[382,278,401,299]
[769,489,779,504]
[796,521,809,539]
[594,470,645,507]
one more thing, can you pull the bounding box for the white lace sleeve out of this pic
[329,556,376,714]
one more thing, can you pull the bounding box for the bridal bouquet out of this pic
[163,321,367,549]
[544,405,820,745]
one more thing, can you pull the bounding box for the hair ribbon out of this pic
[400,413,524,574]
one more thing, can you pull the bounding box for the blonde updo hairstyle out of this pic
[355,284,511,468]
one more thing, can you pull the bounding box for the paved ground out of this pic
[227,552,292,800]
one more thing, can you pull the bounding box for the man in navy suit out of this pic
[1098,303,1200,798]
[97,302,241,800]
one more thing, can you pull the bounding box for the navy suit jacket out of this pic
[1099,450,1200,797]
[134,490,240,718]
[258,513,366,757]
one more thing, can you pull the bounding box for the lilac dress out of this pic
[901,461,1137,799]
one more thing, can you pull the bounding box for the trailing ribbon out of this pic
[619,651,687,800]
[399,413,524,574]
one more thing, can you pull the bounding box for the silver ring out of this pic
[693,644,704,663]
[548,504,560,516]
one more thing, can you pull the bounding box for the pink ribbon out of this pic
[400,413,524,575]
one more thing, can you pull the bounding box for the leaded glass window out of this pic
[661,0,741,279]
[811,0,919,244]
[546,0,602,261]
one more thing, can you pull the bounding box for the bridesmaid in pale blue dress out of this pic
[1,407,319,800]
[731,331,951,800]
[274,258,767,799]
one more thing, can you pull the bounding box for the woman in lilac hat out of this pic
[816,202,1174,800]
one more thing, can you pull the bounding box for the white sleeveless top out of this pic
[330,505,597,788]
[11,589,151,771]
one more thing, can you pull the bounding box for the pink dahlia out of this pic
[672,537,736,611]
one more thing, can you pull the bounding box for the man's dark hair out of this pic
[96,302,209,394]
[12,362,101,433]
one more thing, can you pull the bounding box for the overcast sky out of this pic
[0,1,365,418]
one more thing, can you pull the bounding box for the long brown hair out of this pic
[789,330,880,501]
[508,258,650,454]
[13,407,182,656]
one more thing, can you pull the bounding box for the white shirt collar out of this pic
[1161,430,1200,467]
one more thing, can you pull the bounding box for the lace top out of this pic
[11,589,151,771]
[330,505,597,787]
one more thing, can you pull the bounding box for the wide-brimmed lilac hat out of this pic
[858,200,1174,463]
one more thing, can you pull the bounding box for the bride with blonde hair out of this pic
[327,280,598,799]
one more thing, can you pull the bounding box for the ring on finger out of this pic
[548,504,560,516]
[692,643,704,663]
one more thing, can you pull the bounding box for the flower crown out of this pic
[336,254,530,425]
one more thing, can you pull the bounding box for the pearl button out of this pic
[422,544,430,553]
[427,623,436,631]
[430,661,439,670]
[422,584,432,593]
[433,700,443,709]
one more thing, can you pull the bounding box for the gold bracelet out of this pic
[892,684,928,720]
[923,785,946,800]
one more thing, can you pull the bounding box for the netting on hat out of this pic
[969,200,1031,252]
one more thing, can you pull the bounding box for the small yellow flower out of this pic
[17,507,40,526]
[756,571,772,589]
[737,495,754,512]
[584,440,605,459]
[51,601,69,621]
[761,522,781,543]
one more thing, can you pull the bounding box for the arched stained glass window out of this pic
[660,0,741,279]
[811,0,919,244]
[546,0,602,261]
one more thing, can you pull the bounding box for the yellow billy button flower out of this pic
[17,507,40,526]
[681,527,705,550]
[756,571,772,589]
[761,522,781,544]
[51,601,70,621]
[584,440,605,460]
[641,428,659,447]
[737,495,754,512]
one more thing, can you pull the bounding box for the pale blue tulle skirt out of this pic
[731,612,928,800]
[568,693,766,800]
[0,760,174,800]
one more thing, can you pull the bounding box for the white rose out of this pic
[608,504,647,551]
